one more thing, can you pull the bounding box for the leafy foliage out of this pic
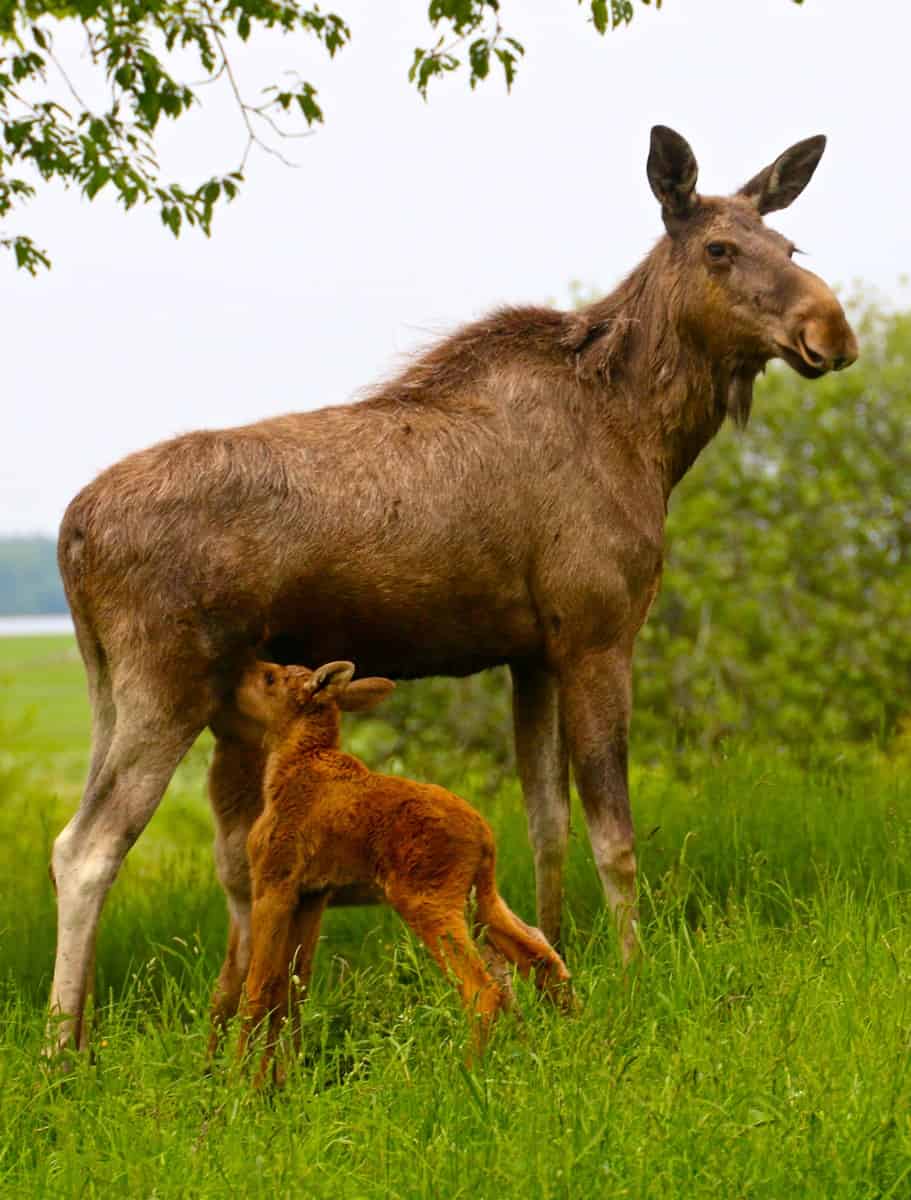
[0,1,676,271]
[0,0,352,272]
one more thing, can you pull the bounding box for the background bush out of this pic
[636,297,911,754]
[376,297,911,766]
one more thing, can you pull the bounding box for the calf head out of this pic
[236,659,396,741]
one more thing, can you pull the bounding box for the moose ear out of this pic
[738,135,826,215]
[336,677,396,713]
[307,660,356,696]
[647,125,699,223]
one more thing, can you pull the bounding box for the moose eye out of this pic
[264,671,275,687]
[706,242,728,260]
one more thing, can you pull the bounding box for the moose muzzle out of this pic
[778,280,859,379]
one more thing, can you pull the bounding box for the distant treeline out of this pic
[0,537,67,615]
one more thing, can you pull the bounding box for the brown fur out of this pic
[47,127,857,1054]
[226,660,570,1083]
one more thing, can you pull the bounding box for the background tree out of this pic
[0,0,667,272]
[0,537,68,614]
[635,298,911,755]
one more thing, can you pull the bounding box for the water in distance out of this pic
[0,614,74,637]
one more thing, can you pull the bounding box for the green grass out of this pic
[2,636,910,1198]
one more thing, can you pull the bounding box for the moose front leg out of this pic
[560,646,638,963]
[511,663,570,948]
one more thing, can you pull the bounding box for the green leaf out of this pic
[0,0,658,270]
[468,38,490,87]
[84,166,110,198]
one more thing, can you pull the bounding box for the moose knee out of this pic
[527,805,570,865]
[51,825,125,903]
[610,845,637,883]
[591,835,636,885]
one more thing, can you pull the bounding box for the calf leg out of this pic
[286,893,330,1061]
[239,885,297,1086]
[477,893,572,1009]
[395,898,506,1058]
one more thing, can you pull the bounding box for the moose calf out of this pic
[225,659,571,1083]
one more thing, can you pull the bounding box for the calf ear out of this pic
[307,661,356,696]
[647,125,699,223]
[337,678,396,713]
[738,135,826,214]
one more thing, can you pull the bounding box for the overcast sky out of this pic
[3,0,908,535]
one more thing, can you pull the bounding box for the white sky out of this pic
[2,0,908,535]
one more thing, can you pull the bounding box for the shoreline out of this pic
[0,615,74,637]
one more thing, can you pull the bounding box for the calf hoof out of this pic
[480,944,516,1010]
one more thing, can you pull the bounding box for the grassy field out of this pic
[1,636,910,1198]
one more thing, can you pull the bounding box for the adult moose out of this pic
[49,127,857,1053]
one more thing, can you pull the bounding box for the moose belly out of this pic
[262,574,541,679]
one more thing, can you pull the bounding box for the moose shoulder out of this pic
[49,126,857,1054]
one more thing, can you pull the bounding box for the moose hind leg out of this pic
[47,714,203,1055]
[207,738,266,1054]
[208,904,251,1056]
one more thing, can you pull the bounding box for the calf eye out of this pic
[706,242,728,260]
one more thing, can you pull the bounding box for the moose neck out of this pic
[568,240,747,499]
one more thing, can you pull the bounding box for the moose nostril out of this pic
[798,334,826,369]
[833,356,848,371]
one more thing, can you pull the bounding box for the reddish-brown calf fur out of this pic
[49,126,858,1055]
[226,660,570,1083]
